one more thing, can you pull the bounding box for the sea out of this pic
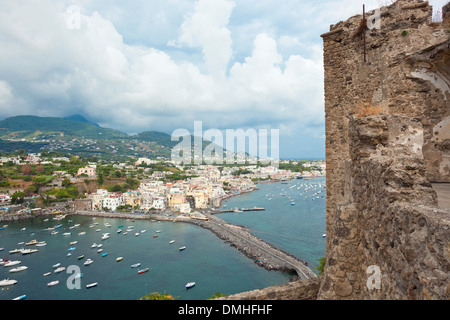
[0,177,326,300]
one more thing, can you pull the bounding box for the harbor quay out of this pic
[71,210,317,280]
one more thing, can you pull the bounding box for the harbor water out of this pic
[0,178,325,300]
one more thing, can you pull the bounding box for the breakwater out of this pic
[72,210,316,279]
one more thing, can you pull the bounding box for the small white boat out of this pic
[186,282,196,289]
[84,259,94,266]
[12,295,26,300]
[52,263,61,269]
[135,232,140,237]
[43,272,51,277]
[0,279,18,287]
[97,248,103,253]
[21,248,39,255]
[9,249,21,254]
[140,230,146,233]
[322,234,327,238]
[179,246,186,251]
[47,281,59,287]
[63,233,71,236]
[86,282,97,289]
[70,241,78,245]
[78,232,86,236]
[91,243,98,248]
[9,266,28,273]
[131,263,141,268]
[116,257,123,262]
[155,230,161,233]
[4,260,21,267]
[169,240,175,244]
[101,234,110,240]
[54,266,66,273]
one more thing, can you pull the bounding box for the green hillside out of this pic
[0,115,128,140]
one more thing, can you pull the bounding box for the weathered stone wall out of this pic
[319,0,450,300]
[216,278,320,300]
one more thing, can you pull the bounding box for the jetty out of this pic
[215,207,265,214]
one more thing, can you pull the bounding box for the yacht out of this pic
[9,266,28,273]
[47,280,59,287]
[0,279,18,287]
[84,259,94,266]
[186,282,196,289]
[4,260,21,267]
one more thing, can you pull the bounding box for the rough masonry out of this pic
[319,0,449,299]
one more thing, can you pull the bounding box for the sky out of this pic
[0,0,447,159]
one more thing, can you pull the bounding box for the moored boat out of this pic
[12,294,26,300]
[131,263,141,268]
[84,259,93,266]
[54,266,66,273]
[179,246,186,251]
[138,268,149,274]
[4,260,21,267]
[47,280,59,287]
[186,282,196,289]
[9,266,28,273]
[0,279,18,286]
[86,282,97,289]
[116,257,123,262]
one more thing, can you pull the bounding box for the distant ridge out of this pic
[63,114,100,127]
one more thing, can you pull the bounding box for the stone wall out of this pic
[216,278,320,300]
[319,0,450,300]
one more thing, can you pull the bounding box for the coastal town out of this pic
[0,153,325,219]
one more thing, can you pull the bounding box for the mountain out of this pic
[0,115,127,140]
[63,114,100,127]
[0,115,227,161]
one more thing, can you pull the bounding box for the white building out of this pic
[102,195,125,211]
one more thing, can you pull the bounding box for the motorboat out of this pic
[131,263,141,268]
[21,249,39,255]
[25,239,38,246]
[9,249,21,254]
[0,279,18,286]
[54,266,66,273]
[47,280,59,287]
[86,282,97,289]
[52,263,61,268]
[186,282,196,289]
[77,255,85,260]
[179,246,186,251]
[12,295,26,300]
[43,272,51,277]
[138,268,149,274]
[101,252,108,257]
[169,240,175,244]
[116,257,123,262]
[9,266,28,273]
[84,259,93,266]
[4,260,21,267]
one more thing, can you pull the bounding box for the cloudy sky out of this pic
[0,0,447,159]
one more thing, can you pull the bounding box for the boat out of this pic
[101,234,110,240]
[36,241,47,247]
[179,246,186,251]
[21,249,39,255]
[0,279,18,287]
[9,266,28,273]
[70,241,78,245]
[21,228,26,231]
[135,232,140,237]
[67,253,72,257]
[117,229,122,234]
[63,233,71,236]
[91,243,98,248]
[153,235,158,238]
[131,263,141,268]
[84,259,93,266]
[186,282,196,289]
[77,255,85,260]
[25,239,38,246]
[0,258,10,265]
[4,260,21,267]
[54,225,62,229]
[68,247,76,251]
[322,234,327,238]
[101,252,108,257]
[169,240,175,244]
[12,295,26,300]
[54,266,66,273]
[43,272,51,277]
[138,268,149,274]
[9,249,21,254]
[97,248,103,253]
[51,231,59,235]
[74,273,83,279]
[47,280,59,287]
[155,230,161,233]
[141,230,146,233]
[116,257,123,262]
[52,263,61,268]
[86,282,97,289]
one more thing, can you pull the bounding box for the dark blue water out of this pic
[217,177,326,270]
[0,178,326,300]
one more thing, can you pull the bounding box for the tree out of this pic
[11,191,26,204]
[315,257,326,276]
[21,164,32,175]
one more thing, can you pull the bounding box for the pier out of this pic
[215,207,266,214]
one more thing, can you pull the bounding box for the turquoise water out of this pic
[0,178,326,300]
[0,216,290,300]
[217,177,326,270]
